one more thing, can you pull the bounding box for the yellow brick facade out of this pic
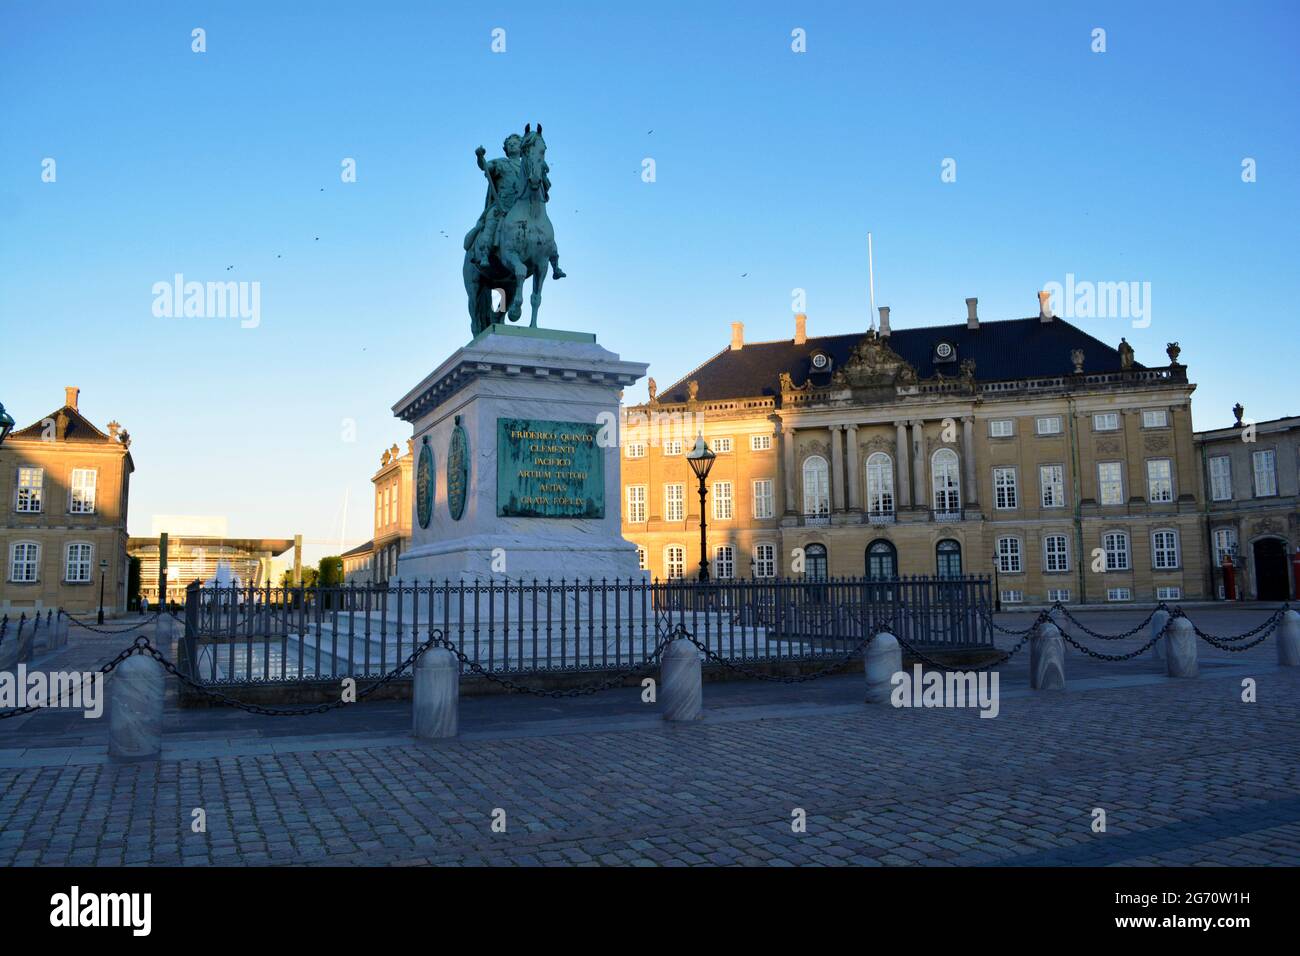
[0,388,134,614]
[621,319,1207,606]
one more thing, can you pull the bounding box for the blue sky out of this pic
[2,1,1297,563]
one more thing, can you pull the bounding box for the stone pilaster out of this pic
[962,416,977,506]
[830,424,845,512]
[911,420,927,511]
[845,423,861,511]
[895,420,912,509]
[781,421,797,514]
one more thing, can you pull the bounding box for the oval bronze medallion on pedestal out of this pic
[447,415,469,521]
[415,437,435,530]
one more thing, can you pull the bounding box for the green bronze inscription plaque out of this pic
[496,418,604,518]
[415,437,434,529]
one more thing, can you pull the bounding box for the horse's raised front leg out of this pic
[530,268,546,327]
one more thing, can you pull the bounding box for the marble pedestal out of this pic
[394,325,649,585]
[413,647,459,738]
[661,638,702,721]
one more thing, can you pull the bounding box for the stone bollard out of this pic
[864,633,901,704]
[1277,609,1300,667]
[661,638,702,721]
[1150,608,1170,662]
[108,653,166,761]
[412,646,459,739]
[1166,617,1198,678]
[155,612,176,645]
[0,620,18,672]
[1030,621,1066,690]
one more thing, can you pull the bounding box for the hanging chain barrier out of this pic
[8,599,1292,721]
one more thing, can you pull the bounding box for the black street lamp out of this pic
[0,402,14,445]
[685,435,716,582]
[991,551,1002,613]
[97,558,109,625]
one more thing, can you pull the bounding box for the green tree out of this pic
[318,555,344,587]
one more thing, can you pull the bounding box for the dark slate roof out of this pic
[341,540,374,558]
[9,405,117,443]
[657,317,1144,404]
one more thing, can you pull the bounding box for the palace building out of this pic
[620,296,1209,606]
[1195,407,1299,601]
[1,387,134,614]
[342,441,413,585]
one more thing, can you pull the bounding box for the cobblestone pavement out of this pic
[1,606,1297,866]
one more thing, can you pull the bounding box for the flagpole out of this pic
[868,232,877,330]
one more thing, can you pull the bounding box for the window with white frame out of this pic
[712,481,734,520]
[1047,588,1071,603]
[70,468,97,514]
[1000,589,1024,604]
[712,545,735,579]
[664,545,685,579]
[1103,531,1130,570]
[1156,586,1182,601]
[1142,409,1169,428]
[625,441,647,459]
[1146,458,1173,503]
[865,452,894,515]
[993,467,1018,509]
[1209,455,1232,501]
[1252,449,1277,497]
[65,543,92,582]
[989,419,1014,438]
[1035,416,1062,436]
[636,547,646,571]
[802,456,830,517]
[752,543,776,578]
[626,485,646,523]
[9,542,39,582]
[1098,461,1124,505]
[664,483,684,522]
[1040,464,1065,508]
[752,479,774,519]
[996,536,1022,573]
[1106,587,1132,602]
[712,437,733,453]
[1152,529,1180,569]
[750,434,772,451]
[1093,412,1119,431]
[662,439,683,456]
[389,482,398,523]
[1043,535,1070,573]
[932,449,961,513]
[15,467,43,512]
[1213,527,1237,565]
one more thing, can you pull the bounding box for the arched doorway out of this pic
[1253,537,1290,600]
[936,539,962,578]
[866,539,898,580]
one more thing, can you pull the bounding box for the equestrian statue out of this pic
[463,123,565,336]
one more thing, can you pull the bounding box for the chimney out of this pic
[794,312,807,345]
[965,298,978,330]
[878,306,891,337]
[64,386,80,411]
[730,321,744,350]
[1038,290,1053,323]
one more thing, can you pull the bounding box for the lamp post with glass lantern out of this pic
[685,435,716,582]
[97,558,109,625]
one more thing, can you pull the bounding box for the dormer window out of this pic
[933,341,957,364]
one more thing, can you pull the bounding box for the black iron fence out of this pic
[179,575,993,686]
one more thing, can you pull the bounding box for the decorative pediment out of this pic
[832,331,918,389]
